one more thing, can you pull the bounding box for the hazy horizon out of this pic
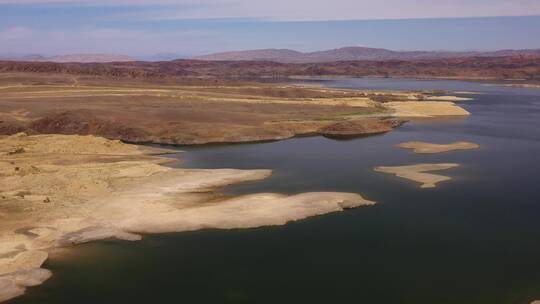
[1,0,540,56]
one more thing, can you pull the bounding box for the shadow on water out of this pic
[11,78,540,304]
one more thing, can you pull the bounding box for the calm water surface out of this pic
[11,79,540,304]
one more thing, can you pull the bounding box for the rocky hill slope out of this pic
[197,46,540,63]
[1,55,539,80]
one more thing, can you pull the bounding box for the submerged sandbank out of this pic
[374,163,459,188]
[0,133,375,302]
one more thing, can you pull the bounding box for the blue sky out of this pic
[1,0,540,56]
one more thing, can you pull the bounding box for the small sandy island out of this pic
[425,96,473,101]
[384,101,470,118]
[374,163,459,188]
[0,133,375,302]
[501,83,540,89]
[397,141,480,154]
[453,91,483,95]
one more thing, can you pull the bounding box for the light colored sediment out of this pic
[502,84,540,89]
[425,95,473,101]
[374,163,459,188]
[383,101,470,118]
[119,192,374,233]
[0,269,51,302]
[453,91,483,95]
[0,133,375,302]
[397,141,480,154]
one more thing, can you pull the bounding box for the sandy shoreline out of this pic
[0,133,375,302]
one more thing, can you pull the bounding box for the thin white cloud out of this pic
[0,0,208,5]
[1,0,539,21]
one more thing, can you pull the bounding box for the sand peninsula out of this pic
[397,141,480,154]
[374,163,460,188]
[384,101,470,118]
[0,133,375,302]
[501,83,540,89]
[424,95,473,102]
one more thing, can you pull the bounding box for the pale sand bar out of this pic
[374,163,460,188]
[397,141,479,154]
[384,101,470,118]
[425,96,473,101]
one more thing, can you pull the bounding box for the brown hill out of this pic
[0,53,135,63]
[47,54,136,63]
[196,49,304,62]
[197,46,540,63]
[1,55,539,80]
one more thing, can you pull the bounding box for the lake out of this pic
[11,78,540,304]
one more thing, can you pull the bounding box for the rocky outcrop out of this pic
[28,111,149,142]
[318,119,403,138]
[2,55,540,80]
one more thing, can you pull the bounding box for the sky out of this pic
[1,0,540,56]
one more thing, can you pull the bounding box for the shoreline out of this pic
[0,75,474,302]
[0,133,376,302]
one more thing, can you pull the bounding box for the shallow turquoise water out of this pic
[11,79,540,304]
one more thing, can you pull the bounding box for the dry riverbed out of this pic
[0,133,375,302]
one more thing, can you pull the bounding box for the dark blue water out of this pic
[11,79,540,304]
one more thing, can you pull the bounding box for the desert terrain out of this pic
[2,54,540,81]
[0,72,470,145]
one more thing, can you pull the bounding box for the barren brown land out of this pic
[1,55,539,80]
[0,72,470,145]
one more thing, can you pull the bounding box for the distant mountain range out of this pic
[135,53,192,62]
[3,55,539,81]
[196,47,540,63]
[0,53,197,63]
[0,53,136,63]
[2,47,540,64]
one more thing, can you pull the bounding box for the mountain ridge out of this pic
[2,55,539,80]
[196,46,540,63]
[0,53,136,63]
